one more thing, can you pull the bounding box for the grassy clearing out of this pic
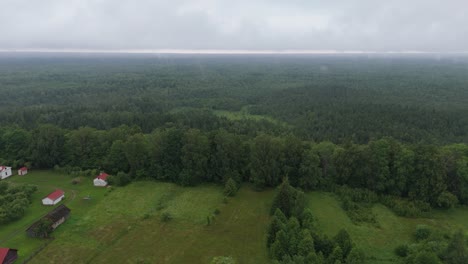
[307,192,468,264]
[31,183,274,264]
[213,106,287,126]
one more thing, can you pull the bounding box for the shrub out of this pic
[161,212,172,222]
[436,191,458,209]
[71,177,82,185]
[414,225,431,241]
[380,196,431,217]
[214,208,221,215]
[224,178,238,197]
[108,172,131,187]
[394,244,409,257]
[336,186,379,203]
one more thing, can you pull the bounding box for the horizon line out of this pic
[1,48,468,55]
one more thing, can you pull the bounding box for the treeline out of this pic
[2,124,468,209]
[0,182,37,224]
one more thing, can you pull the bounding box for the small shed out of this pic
[26,205,71,238]
[0,248,18,264]
[18,167,28,176]
[0,166,12,180]
[93,172,110,187]
[42,189,65,205]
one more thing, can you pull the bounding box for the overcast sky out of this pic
[1,0,467,52]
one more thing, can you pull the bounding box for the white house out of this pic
[42,189,65,205]
[18,167,28,176]
[0,166,12,179]
[93,172,110,187]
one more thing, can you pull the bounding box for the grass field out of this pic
[30,182,274,264]
[3,171,468,263]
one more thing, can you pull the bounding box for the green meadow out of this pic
[30,182,274,264]
[2,170,468,263]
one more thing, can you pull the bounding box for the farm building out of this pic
[0,166,12,180]
[93,172,110,186]
[26,205,71,238]
[18,167,28,175]
[42,189,65,205]
[0,248,18,264]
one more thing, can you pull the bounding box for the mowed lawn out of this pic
[0,170,107,262]
[307,192,468,264]
[31,183,274,264]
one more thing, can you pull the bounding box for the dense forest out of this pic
[1,54,468,144]
[1,53,468,263]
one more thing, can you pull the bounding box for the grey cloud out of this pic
[0,0,467,52]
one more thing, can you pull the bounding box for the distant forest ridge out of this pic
[1,54,468,144]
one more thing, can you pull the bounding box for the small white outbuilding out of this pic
[42,189,65,205]
[18,167,28,176]
[0,166,12,179]
[93,172,110,187]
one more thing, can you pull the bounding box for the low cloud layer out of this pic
[1,0,467,52]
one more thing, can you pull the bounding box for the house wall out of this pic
[18,169,27,175]
[42,195,64,205]
[93,179,108,186]
[1,167,12,179]
[52,217,65,229]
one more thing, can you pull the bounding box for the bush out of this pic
[214,208,221,215]
[394,244,409,257]
[380,196,431,217]
[71,177,82,185]
[414,225,431,241]
[436,191,458,209]
[108,172,131,187]
[336,186,379,203]
[161,212,172,222]
[340,197,377,224]
[224,178,238,197]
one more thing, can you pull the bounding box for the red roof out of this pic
[96,172,109,181]
[0,248,8,263]
[45,189,65,201]
[19,167,27,171]
[0,248,16,263]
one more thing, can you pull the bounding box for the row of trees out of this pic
[2,124,468,208]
